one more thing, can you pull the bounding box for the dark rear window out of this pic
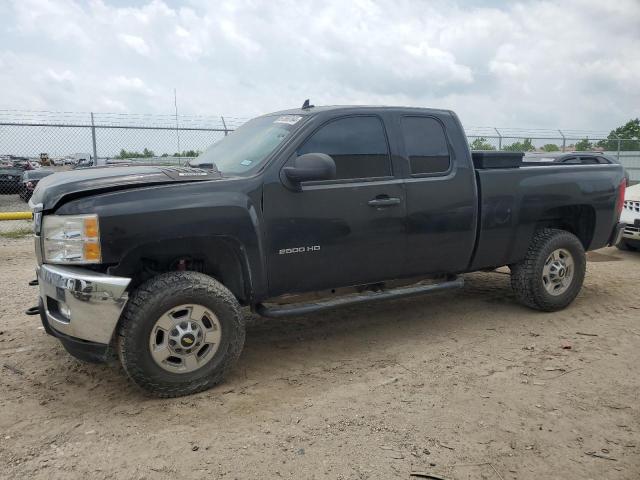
[401,116,451,175]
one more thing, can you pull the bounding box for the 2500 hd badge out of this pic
[278,245,321,255]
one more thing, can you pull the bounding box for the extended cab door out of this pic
[262,114,407,296]
[397,114,477,275]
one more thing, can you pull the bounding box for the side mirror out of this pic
[283,153,336,186]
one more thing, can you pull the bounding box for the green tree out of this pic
[173,150,201,157]
[541,143,560,152]
[470,137,496,150]
[597,118,640,151]
[574,138,593,151]
[117,148,155,159]
[503,138,535,152]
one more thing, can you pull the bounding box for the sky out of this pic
[0,0,638,132]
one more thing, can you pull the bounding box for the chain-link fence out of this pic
[0,110,247,235]
[1,110,639,235]
[465,127,640,186]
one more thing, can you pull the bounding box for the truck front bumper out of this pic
[620,208,640,241]
[36,264,131,348]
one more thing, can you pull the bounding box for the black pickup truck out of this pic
[28,105,626,397]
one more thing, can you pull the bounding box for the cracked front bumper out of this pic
[37,264,131,345]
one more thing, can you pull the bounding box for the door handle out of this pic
[368,196,401,207]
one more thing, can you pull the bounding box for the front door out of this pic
[263,115,407,296]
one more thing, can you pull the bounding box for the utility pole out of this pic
[90,112,98,162]
[174,88,181,155]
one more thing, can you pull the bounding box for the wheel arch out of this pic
[108,236,253,305]
[535,204,596,249]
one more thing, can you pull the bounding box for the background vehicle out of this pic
[71,153,92,165]
[0,165,24,193]
[524,151,630,185]
[29,105,626,397]
[19,168,56,202]
[8,157,34,171]
[73,158,95,169]
[617,183,640,251]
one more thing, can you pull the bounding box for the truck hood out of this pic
[30,165,222,210]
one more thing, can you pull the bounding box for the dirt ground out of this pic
[0,237,638,480]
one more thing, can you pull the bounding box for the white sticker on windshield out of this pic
[274,115,302,125]
[240,160,252,166]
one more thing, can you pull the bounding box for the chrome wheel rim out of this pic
[148,304,221,373]
[542,248,574,296]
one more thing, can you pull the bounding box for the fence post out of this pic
[558,129,566,152]
[221,116,228,136]
[614,133,621,160]
[90,112,98,161]
[494,128,502,150]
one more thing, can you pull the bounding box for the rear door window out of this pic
[401,116,451,175]
[297,116,391,180]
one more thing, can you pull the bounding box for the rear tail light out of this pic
[616,179,626,219]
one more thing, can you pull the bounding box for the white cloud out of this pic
[0,0,638,131]
[45,68,76,83]
[109,76,154,96]
[117,34,151,56]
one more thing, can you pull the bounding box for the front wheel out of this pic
[510,229,586,312]
[117,271,245,397]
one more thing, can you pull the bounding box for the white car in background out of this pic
[618,183,640,251]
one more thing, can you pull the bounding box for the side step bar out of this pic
[256,276,464,318]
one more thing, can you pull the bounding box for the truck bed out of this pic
[469,163,624,271]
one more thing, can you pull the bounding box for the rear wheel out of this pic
[510,229,586,311]
[117,271,245,397]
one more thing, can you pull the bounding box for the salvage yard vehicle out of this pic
[617,183,640,251]
[27,105,626,397]
[0,165,24,194]
[524,151,630,186]
[19,168,56,202]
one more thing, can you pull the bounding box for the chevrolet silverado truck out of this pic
[27,105,626,397]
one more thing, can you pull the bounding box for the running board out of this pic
[256,276,464,318]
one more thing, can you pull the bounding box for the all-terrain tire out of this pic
[510,228,586,312]
[117,271,245,397]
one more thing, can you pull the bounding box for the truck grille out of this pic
[624,200,640,213]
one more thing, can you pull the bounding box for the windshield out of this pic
[189,114,304,175]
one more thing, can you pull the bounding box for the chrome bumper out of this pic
[622,224,640,240]
[37,264,131,344]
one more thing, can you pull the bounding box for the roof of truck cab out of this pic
[263,105,454,117]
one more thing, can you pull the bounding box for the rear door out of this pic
[399,114,477,275]
[263,114,407,296]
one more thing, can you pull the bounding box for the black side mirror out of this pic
[283,153,336,186]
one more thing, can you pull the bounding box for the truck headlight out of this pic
[42,214,102,264]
